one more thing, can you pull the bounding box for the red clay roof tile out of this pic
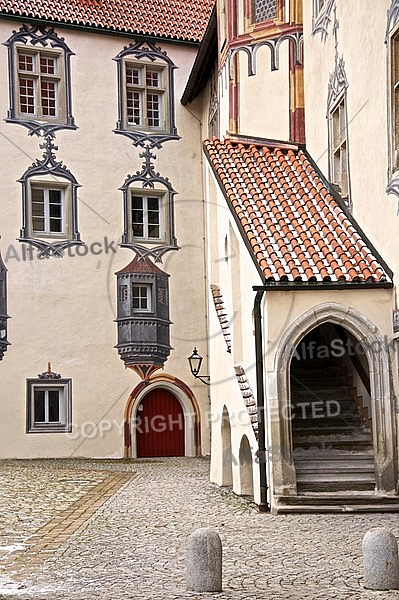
[0,0,214,43]
[204,137,391,284]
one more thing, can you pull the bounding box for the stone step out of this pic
[295,460,374,473]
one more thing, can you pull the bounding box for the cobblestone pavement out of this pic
[1,458,399,599]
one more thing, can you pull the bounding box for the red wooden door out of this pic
[136,389,185,457]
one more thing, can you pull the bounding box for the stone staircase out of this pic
[290,358,375,494]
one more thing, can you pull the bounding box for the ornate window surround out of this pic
[386,0,399,199]
[327,55,351,210]
[119,146,178,262]
[114,40,180,148]
[18,136,83,257]
[312,0,335,41]
[4,24,76,137]
[26,364,72,434]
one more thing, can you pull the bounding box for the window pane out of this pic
[127,91,142,125]
[19,54,34,72]
[252,0,277,22]
[147,93,161,127]
[48,390,60,422]
[146,70,160,88]
[49,190,63,232]
[41,80,57,117]
[147,197,160,238]
[19,78,35,114]
[126,66,140,86]
[40,55,56,75]
[132,285,149,310]
[32,188,45,232]
[34,390,45,422]
[132,196,144,237]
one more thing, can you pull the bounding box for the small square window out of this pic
[29,182,70,239]
[27,378,71,433]
[132,284,152,312]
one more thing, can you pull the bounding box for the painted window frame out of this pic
[26,378,72,433]
[114,40,179,146]
[0,252,10,362]
[4,24,76,136]
[390,26,399,175]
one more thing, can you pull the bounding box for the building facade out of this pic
[2,0,399,513]
[0,0,214,459]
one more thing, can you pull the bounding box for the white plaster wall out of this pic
[303,0,398,282]
[205,167,262,502]
[0,21,210,457]
[238,41,290,140]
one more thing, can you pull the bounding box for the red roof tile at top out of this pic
[204,137,392,285]
[0,0,215,43]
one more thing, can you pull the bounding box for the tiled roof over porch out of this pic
[204,136,391,285]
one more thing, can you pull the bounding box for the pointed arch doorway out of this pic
[290,321,374,493]
[272,302,397,498]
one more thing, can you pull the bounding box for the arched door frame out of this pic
[271,302,397,496]
[124,375,200,458]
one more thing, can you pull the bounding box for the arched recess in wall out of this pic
[272,302,397,496]
[221,405,233,486]
[123,374,201,458]
[238,434,254,497]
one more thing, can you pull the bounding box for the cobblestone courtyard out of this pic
[0,457,399,599]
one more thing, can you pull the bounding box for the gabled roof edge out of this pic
[203,140,267,285]
[181,5,217,105]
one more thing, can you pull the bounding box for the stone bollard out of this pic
[363,527,399,590]
[187,527,222,592]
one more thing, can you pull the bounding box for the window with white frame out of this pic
[391,29,399,173]
[31,186,64,235]
[132,284,152,312]
[125,62,166,131]
[130,192,163,242]
[329,96,350,201]
[16,47,64,121]
[27,378,71,433]
[29,182,70,238]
